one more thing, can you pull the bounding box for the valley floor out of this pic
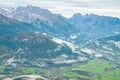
[0,58,120,80]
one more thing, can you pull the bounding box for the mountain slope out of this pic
[81,35,120,65]
[0,14,36,37]
[0,14,76,67]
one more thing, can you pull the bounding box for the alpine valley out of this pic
[0,5,120,80]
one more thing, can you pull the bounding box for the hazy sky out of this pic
[0,0,120,18]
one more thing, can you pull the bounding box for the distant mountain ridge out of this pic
[0,5,120,62]
[68,13,120,41]
[0,5,120,46]
[0,5,77,39]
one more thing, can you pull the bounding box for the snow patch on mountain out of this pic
[54,59,77,64]
[54,45,62,52]
[42,33,47,35]
[107,40,120,48]
[95,54,103,57]
[102,46,113,51]
[6,57,15,64]
[114,41,120,48]
[15,48,24,54]
[94,41,100,46]
[81,48,95,55]
[70,35,77,39]
[52,37,78,53]
[1,8,11,13]
[77,56,87,61]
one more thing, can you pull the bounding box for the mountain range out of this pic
[0,5,120,80]
[0,5,77,40]
[1,5,120,46]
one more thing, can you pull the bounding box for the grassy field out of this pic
[0,65,5,73]
[22,67,43,74]
[63,59,120,80]
[76,59,115,74]
[100,69,120,80]
[63,71,88,78]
